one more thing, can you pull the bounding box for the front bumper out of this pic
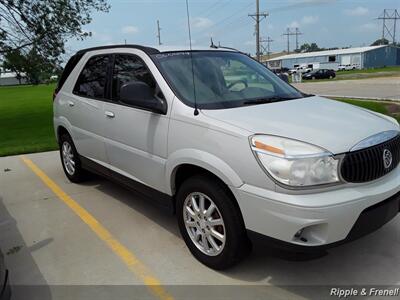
[234,166,400,248]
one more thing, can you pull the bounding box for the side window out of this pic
[73,55,109,98]
[112,54,156,101]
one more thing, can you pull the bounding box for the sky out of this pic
[66,0,399,59]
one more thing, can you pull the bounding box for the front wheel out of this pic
[176,175,250,270]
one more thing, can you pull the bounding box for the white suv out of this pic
[54,45,400,269]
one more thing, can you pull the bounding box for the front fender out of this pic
[166,149,243,195]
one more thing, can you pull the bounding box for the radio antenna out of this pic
[185,0,199,116]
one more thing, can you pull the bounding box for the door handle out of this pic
[105,111,115,118]
[68,101,75,107]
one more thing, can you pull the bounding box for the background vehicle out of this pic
[0,249,11,300]
[54,45,400,270]
[338,64,358,71]
[289,65,312,75]
[303,69,336,80]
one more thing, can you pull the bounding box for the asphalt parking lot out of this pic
[0,151,399,300]
[293,77,400,100]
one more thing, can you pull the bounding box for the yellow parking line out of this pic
[21,155,174,300]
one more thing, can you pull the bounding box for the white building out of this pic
[266,45,400,71]
[0,69,27,86]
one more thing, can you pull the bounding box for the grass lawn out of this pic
[0,84,58,157]
[336,66,400,75]
[0,85,398,157]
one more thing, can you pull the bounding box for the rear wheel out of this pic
[176,175,250,270]
[59,133,87,183]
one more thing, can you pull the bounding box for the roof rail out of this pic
[75,44,160,56]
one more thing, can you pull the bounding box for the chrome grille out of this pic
[341,134,400,183]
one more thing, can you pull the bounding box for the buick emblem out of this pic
[383,149,393,169]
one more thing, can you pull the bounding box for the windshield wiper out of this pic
[243,96,296,105]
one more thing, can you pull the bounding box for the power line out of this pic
[377,9,400,44]
[248,0,268,61]
[168,1,253,45]
[204,1,253,33]
[196,0,227,19]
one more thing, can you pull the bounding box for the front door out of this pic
[102,53,169,192]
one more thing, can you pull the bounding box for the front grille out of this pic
[341,134,400,183]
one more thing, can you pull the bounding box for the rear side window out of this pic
[56,53,84,92]
[111,54,156,101]
[73,55,109,99]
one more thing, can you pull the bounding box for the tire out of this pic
[176,175,251,270]
[312,76,316,80]
[329,75,333,79]
[59,133,87,183]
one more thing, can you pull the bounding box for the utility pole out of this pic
[283,28,292,53]
[249,0,268,61]
[294,27,303,51]
[156,20,162,46]
[283,27,302,53]
[377,9,400,44]
[260,36,273,58]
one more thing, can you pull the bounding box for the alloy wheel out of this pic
[183,192,226,256]
[62,141,75,175]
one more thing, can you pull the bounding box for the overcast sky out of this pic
[66,0,399,58]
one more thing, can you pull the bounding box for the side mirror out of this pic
[120,81,167,114]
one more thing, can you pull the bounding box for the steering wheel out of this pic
[227,80,248,91]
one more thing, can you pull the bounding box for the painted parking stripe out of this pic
[21,155,174,300]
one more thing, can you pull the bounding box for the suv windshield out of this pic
[152,51,304,109]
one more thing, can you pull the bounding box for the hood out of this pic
[202,96,399,154]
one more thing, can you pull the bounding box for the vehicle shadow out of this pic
[221,218,400,299]
[93,176,181,237]
[88,177,400,300]
[0,196,52,300]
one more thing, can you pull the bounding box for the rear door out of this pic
[65,54,110,163]
[102,53,170,192]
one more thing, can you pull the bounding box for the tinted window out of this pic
[73,55,109,98]
[112,54,156,101]
[57,53,84,92]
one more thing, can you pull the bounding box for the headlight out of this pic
[250,135,340,187]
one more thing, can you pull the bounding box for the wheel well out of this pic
[57,126,70,143]
[172,164,246,228]
[173,164,240,204]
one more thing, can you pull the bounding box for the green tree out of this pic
[0,0,110,61]
[3,48,61,84]
[2,49,25,84]
[299,43,311,52]
[299,43,323,52]
[370,38,390,46]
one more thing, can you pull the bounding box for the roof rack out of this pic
[75,44,160,56]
